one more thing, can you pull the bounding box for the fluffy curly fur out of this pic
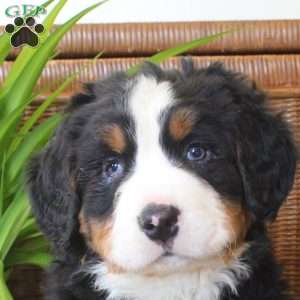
[27,61,297,300]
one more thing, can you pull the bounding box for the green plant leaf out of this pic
[0,189,31,260]
[43,0,68,31]
[1,177,23,212]
[7,90,66,159]
[0,97,34,153]
[18,217,40,240]
[6,114,62,184]
[0,261,13,300]
[0,0,108,116]
[5,235,50,268]
[0,33,11,65]
[19,231,43,242]
[13,235,49,252]
[4,269,11,282]
[127,30,232,76]
[7,74,77,158]
[0,154,6,217]
[5,250,52,269]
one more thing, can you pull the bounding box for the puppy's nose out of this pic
[138,204,180,243]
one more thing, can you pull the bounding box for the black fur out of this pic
[27,61,297,300]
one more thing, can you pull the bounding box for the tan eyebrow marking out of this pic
[169,107,197,141]
[100,124,127,153]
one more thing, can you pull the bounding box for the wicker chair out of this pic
[1,20,299,299]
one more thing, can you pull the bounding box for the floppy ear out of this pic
[27,120,85,261]
[235,92,297,221]
[27,82,103,261]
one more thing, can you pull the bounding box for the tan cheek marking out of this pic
[79,214,113,259]
[226,203,249,240]
[222,200,250,263]
[79,215,124,274]
[101,124,126,153]
[169,108,197,141]
[89,219,113,260]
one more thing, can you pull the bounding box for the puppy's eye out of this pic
[104,159,124,177]
[186,144,210,161]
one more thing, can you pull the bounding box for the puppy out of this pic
[27,61,297,300]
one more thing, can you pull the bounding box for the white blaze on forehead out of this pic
[129,75,173,156]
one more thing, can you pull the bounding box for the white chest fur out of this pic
[90,258,250,300]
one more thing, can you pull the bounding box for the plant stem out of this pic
[0,261,13,300]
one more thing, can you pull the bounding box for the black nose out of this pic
[138,204,180,243]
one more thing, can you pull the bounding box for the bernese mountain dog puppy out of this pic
[27,61,297,300]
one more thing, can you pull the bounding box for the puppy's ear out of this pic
[236,89,297,221]
[27,118,84,262]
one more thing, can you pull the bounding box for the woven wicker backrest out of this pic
[1,20,299,299]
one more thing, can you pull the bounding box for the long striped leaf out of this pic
[18,217,40,240]
[0,97,34,148]
[0,261,13,300]
[5,250,52,269]
[0,33,11,65]
[0,154,6,217]
[6,114,62,184]
[11,235,49,252]
[43,0,68,30]
[0,189,31,260]
[127,30,232,76]
[6,77,73,158]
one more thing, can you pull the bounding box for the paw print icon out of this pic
[5,16,44,48]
